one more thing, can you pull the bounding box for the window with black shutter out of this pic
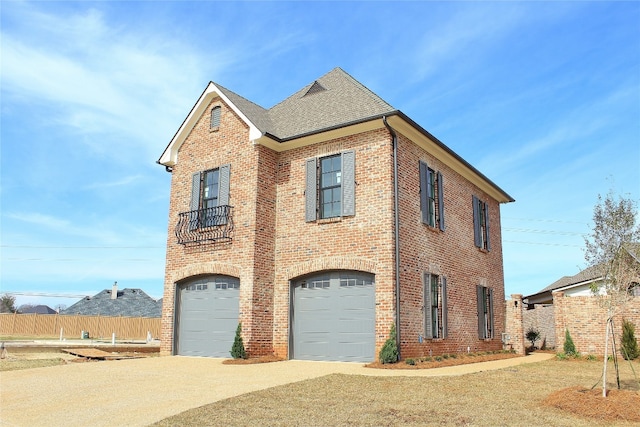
[473,195,490,250]
[476,285,494,339]
[305,151,355,222]
[419,161,445,231]
[424,273,448,339]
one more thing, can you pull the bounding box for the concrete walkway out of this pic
[0,353,554,427]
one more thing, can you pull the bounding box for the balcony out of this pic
[175,205,234,245]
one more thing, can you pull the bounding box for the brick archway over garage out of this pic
[284,257,377,281]
[171,262,242,284]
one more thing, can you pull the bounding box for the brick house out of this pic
[157,67,514,362]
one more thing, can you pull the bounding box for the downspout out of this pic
[383,116,401,360]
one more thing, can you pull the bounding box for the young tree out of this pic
[0,294,18,313]
[584,189,640,397]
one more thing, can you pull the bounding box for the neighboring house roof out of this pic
[525,265,603,305]
[158,67,514,204]
[19,304,57,314]
[525,244,640,304]
[62,288,162,318]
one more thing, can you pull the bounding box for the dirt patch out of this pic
[222,354,286,365]
[543,386,640,422]
[366,351,521,369]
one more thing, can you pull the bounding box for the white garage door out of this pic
[176,276,240,357]
[291,271,375,362]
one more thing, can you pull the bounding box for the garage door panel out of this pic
[292,272,374,363]
[177,276,239,358]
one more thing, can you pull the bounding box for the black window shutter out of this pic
[476,285,484,339]
[341,151,355,217]
[441,276,448,338]
[218,164,231,225]
[424,273,432,339]
[437,171,445,231]
[419,161,429,224]
[218,164,230,206]
[472,196,481,247]
[488,287,494,339]
[305,158,317,222]
[190,172,201,230]
[484,201,491,251]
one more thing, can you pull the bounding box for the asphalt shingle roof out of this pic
[63,288,161,318]
[213,67,395,141]
[266,67,395,140]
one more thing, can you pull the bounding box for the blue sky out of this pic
[1,1,639,310]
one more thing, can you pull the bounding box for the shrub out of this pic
[586,354,597,361]
[525,327,541,350]
[442,354,449,359]
[405,358,415,365]
[556,352,568,360]
[563,329,577,356]
[230,322,247,359]
[435,356,443,362]
[620,318,639,360]
[379,324,399,364]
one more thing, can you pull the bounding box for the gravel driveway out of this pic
[0,354,553,427]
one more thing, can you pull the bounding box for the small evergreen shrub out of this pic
[556,352,568,360]
[620,319,639,360]
[230,322,247,359]
[405,358,415,365]
[563,329,577,356]
[435,356,443,361]
[442,354,449,359]
[450,353,458,359]
[379,324,399,364]
[586,354,597,361]
[525,327,541,350]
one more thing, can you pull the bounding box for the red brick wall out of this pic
[554,292,640,356]
[161,97,271,355]
[394,134,507,358]
[522,303,555,349]
[271,130,396,357]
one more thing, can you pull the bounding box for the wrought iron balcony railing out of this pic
[175,205,234,245]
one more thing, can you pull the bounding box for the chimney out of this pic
[111,281,118,300]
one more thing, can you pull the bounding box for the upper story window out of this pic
[305,151,355,222]
[210,106,221,129]
[476,285,494,339]
[472,195,490,250]
[419,161,445,230]
[320,155,342,218]
[424,273,448,339]
[190,164,230,228]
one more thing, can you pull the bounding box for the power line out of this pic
[503,216,589,225]
[1,245,162,249]
[503,228,586,237]
[4,292,91,298]
[503,240,582,248]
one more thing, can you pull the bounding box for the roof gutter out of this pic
[383,116,401,361]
